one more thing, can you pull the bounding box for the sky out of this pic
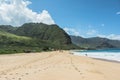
[0,0,120,40]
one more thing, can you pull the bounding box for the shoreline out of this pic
[92,57,120,63]
[70,52,120,64]
[70,50,120,64]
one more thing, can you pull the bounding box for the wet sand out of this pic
[0,51,120,80]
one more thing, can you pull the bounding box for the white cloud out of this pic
[63,27,80,36]
[0,0,55,26]
[98,34,120,40]
[86,29,97,36]
[116,12,120,15]
[101,24,105,27]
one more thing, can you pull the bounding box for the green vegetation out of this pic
[0,23,78,54]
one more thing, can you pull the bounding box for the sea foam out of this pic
[72,51,120,62]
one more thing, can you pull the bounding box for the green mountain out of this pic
[70,35,120,49]
[0,23,78,54]
[14,23,71,45]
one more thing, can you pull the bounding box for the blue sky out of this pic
[29,0,120,38]
[0,0,120,40]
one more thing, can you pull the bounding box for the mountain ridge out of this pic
[70,35,120,49]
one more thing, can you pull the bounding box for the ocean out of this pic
[72,48,120,62]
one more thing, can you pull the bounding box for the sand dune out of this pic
[0,51,120,80]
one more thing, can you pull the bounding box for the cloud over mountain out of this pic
[0,0,55,26]
[63,27,80,36]
[98,34,120,40]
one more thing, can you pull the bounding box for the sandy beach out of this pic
[0,51,120,80]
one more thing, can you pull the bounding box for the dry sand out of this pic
[0,51,120,80]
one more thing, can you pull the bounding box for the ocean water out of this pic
[72,48,120,62]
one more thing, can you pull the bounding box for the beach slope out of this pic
[0,51,120,80]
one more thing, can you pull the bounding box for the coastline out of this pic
[93,57,120,63]
[71,49,120,63]
[0,51,120,80]
[70,51,120,63]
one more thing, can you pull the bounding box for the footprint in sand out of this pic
[38,69,41,72]
[12,77,15,79]
[25,73,29,75]
[9,73,13,75]
[80,72,83,75]
[78,70,81,72]
[18,77,22,80]
[5,77,8,79]
[21,75,24,77]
